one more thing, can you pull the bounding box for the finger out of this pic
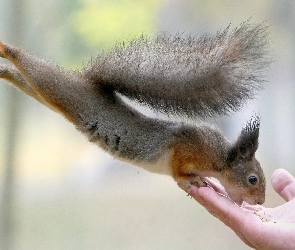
[190,186,262,249]
[190,186,249,225]
[271,169,295,201]
[193,186,264,232]
[189,185,207,207]
[203,177,229,196]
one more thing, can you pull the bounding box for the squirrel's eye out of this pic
[248,175,258,185]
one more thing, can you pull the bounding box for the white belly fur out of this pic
[119,150,173,176]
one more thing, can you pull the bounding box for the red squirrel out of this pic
[0,22,269,205]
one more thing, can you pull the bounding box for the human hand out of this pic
[186,169,295,250]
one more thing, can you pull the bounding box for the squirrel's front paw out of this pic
[177,176,207,194]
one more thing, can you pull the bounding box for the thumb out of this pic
[271,168,295,202]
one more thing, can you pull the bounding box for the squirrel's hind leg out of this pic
[0,41,89,122]
[0,64,46,104]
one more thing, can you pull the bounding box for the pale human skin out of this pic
[182,169,295,250]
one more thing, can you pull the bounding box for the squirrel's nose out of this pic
[257,197,265,205]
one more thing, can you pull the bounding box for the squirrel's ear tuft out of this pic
[228,116,260,162]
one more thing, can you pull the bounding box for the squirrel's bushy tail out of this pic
[84,22,270,118]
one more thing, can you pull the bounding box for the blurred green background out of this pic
[0,0,294,249]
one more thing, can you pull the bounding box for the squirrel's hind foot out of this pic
[0,41,8,58]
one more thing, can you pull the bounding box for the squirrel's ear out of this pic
[228,116,260,162]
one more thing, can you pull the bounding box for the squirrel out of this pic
[0,22,269,205]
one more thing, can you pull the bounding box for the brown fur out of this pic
[0,22,268,205]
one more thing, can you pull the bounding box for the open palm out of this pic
[188,169,295,249]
